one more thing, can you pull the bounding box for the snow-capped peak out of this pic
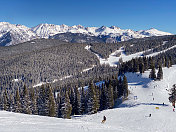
[0,22,37,46]
[0,22,173,46]
[138,28,172,36]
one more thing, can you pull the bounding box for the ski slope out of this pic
[1,66,176,132]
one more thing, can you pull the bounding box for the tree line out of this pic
[0,75,128,119]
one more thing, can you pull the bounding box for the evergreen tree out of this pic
[80,87,86,114]
[107,82,114,108]
[100,84,107,110]
[14,88,22,113]
[69,87,75,115]
[87,82,99,114]
[73,86,81,115]
[169,84,176,107]
[157,65,163,80]
[118,77,123,96]
[3,90,8,111]
[139,61,144,74]
[143,57,148,71]
[113,78,119,101]
[60,91,72,119]
[38,85,49,116]
[8,93,14,112]
[122,75,129,98]
[30,88,38,115]
[56,91,62,117]
[149,61,156,80]
[22,85,32,114]
[48,87,56,117]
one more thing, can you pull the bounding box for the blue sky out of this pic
[0,0,175,33]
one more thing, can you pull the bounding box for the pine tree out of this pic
[87,82,99,114]
[100,84,107,110]
[118,77,123,96]
[149,60,156,80]
[56,91,62,117]
[69,87,75,115]
[48,87,56,117]
[169,84,176,107]
[157,65,163,80]
[107,82,114,108]
[14,88,22,113]
[30,88,38,115]
[8,92,15,112]
[60,91,72,119]
[122,75,129,98]
[113,77,119,101]
[3,90,8,111]
[143,57,148,71]
[73,86,81,115]
[22,85,32,114]
[38,85,49,116]
[80,87,86,114]
[139,61,144,74]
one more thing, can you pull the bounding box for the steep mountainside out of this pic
[0,22,37,46]
[0,22,173,46]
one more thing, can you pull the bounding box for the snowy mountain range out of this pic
[0,22,173,46]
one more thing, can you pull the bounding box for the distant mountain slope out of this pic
[49,32,105,43]
[0,22,37,46]
[0,22,173,46]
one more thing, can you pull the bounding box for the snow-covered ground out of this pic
[1,65,176,132]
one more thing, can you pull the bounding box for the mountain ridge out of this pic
[0,22,173,46]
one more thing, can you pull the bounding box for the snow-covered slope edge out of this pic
[1,65,176,132]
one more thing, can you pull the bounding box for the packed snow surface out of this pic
[1,65,176,132]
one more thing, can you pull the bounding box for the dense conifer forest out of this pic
[1,35,176,118]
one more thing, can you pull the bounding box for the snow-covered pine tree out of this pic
[169,84,176,107]
[69,87,75,115]
[113,77,119,101]
[87,82,99,114]
[149,60,156,80]
[157,65,163,80]
[60,91,72,119]
[22,85,32,114]
[100,84,107,110]
[48,87,56,117]
[30,87,38,115]
[143,57,149,71]
[8,92,15,112]
[3,89,8,111]
[139,60,144,73]
[73,86,81,115]
[122,75,129,98]
[56,91,62,117]
[14,88,22,113]
[38,85,49,116]
[118,77,123,96]
[80,87,86,114]
[107,81,114,109]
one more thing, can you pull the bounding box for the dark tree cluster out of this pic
[118,56,165,80]
[90,43,121,59]
[0,75,128,119]
[124,35,176,55]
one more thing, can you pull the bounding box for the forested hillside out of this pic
[1,35,176,119]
